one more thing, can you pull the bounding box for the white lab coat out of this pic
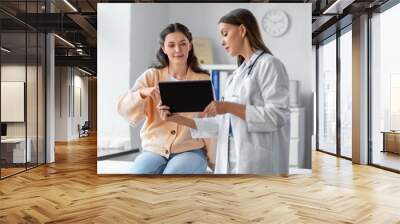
[190,51,290,174]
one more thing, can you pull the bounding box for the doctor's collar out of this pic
[241,50,263,70]
[248,50,263,63]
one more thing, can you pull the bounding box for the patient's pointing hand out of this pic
[139,86,160,103]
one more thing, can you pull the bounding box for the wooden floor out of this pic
[1,135,400,223]
[0,167,26,178]
[1,163,45,178]
[372,150,400,171]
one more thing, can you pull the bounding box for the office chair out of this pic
[79,121,90,138]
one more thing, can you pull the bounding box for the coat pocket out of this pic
[239,142,273,174]
[251,132,273,152]
[239,77,264,105]
[238,77,255,103]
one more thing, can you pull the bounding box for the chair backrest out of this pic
[82,121,90,129]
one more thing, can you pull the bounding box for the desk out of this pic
[381,131,400,154]
[1,138,31,163]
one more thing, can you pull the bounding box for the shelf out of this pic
[201,64,237,71]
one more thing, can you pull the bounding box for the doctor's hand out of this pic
[203,101,227,117]
[139,86,160,103]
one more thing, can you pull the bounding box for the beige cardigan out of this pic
[117,67,215,164]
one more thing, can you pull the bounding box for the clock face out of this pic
[262,9,289,37]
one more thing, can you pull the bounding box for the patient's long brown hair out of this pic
[152,23,209,75]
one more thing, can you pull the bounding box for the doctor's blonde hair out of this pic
[219,8,272,66]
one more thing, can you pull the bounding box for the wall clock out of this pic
[262,9,290,37]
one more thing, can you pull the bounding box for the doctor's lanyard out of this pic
[226,51,265,172]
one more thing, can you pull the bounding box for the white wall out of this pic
[129,4,169,151]
[73,73,89,137]
[97,4,135,153]
[98,3,313,167]
[55,67,68,141]
[54,67,89,141]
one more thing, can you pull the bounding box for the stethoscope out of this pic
[225,51,265,172]
[244,51,266,78]
[223,51,265,101]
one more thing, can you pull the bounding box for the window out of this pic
[370,2,400,171]
[0,1,47,179]
[339,29,352,158]
[318,36,337,155]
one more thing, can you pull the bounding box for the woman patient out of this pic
[117,23,210,174]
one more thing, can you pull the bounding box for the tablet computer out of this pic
[158,80,214,113]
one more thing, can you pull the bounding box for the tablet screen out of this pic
[159,80,214,113]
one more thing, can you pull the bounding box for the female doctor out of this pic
[158,8,291,175]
